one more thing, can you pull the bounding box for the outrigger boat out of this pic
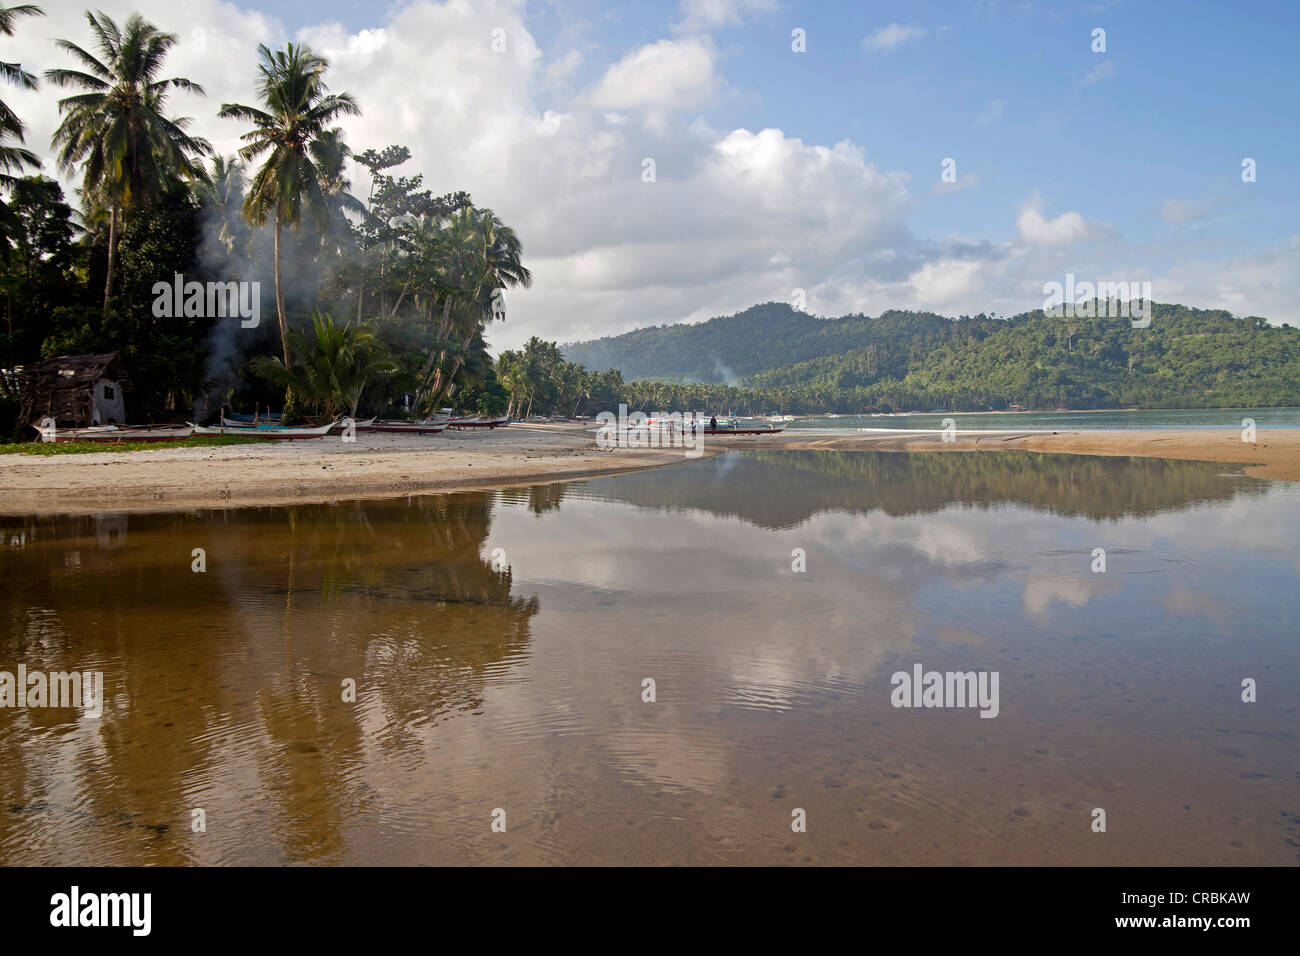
[220,415,376,434]
[32,422,195,443]
[369,418,448,434]
[447,415,509,429]
[703,417,786,435]
[190,421,334,439]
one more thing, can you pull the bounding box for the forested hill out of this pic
[562,301,1300,410]
[562,303,953,383]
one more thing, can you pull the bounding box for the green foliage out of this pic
[249,311,396,420]
[564,302,1300,412]
[0,434,269,454]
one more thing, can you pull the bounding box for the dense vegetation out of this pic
[564,301,1300,413]
[0,7,528,438]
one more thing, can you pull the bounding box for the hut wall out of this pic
[92,380,125,425]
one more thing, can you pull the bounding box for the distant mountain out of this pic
[562,301,1300,411]
[562,303,953,383]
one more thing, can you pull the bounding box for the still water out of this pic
[789,406,1300,431]
[2,450,1297,865]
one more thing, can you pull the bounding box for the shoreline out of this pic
[2,422,1297,516]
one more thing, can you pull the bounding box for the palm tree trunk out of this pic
[274,214,290,367]
[102,204,117,320]
[390,279,410,316]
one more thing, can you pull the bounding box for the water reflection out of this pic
[572,449,1272,527]
[1,451,1296,865]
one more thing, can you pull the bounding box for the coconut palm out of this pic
[0,4,44,185]
[425,207,531,407]
[45,11,211,318]
[218,43,360,379]
[249,311,396,420]
[195,155,247,257]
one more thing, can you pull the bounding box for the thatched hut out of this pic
[18,352,129,427]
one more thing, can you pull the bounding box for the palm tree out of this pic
[250,311,395,421]
[425,207,532,407]
[195,155,247,257]
[0,4,44,184]
[219,43,359,380]
[45,11,210,318]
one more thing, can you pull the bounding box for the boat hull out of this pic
[447,416,509,429]
[369,420,448,434]
[33,424,195,443]
[191,422,332,439]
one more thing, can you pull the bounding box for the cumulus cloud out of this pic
[862,22,927,53]
[586,37,720,110]
[676,0,777,32]
[1016,195,1105,246]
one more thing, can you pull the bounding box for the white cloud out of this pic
[1016,195,1104,246]
[862,22,927,53]
[586,37,719,111]
[676,0,777,32]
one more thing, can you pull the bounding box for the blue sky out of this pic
[9,0,1298,347]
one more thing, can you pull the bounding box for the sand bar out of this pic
[2,422,1297,515]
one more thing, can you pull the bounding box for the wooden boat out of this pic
[190,421,334,439]
[33,422,195,443]
[220,415,376,434]
[446,415,509,429]
[703,418,785,435]
[369,419,448,434]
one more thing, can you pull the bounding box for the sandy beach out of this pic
[2,422,1297,515]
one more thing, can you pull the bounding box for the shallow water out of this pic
[788,406,1300,431]
[1,450,1297,865]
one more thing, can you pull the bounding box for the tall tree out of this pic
[195,155,248,257]
[0,3,44,248]
[218,43,359,382]
[425,206,531,408]
[0,3,43,184]
[45,11,210,318]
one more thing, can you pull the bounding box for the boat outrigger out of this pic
[447,415,509,429]
[369,418,448,434]
[703,417,786,435]
[220,415,377,434]
[190,421,334,439]
[32,422,195,443]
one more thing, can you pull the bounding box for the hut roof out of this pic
[17,352,130,426]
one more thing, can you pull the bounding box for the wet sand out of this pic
[0,422,723,515]
[2,422,1297,515]
[717,427,1300,481]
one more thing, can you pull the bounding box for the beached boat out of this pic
[33,422,195,443]
[704,418,786,435]
[447,415,509,429]
[190,421,334,439]
[220,415,376,434]
[369,419,448,434]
